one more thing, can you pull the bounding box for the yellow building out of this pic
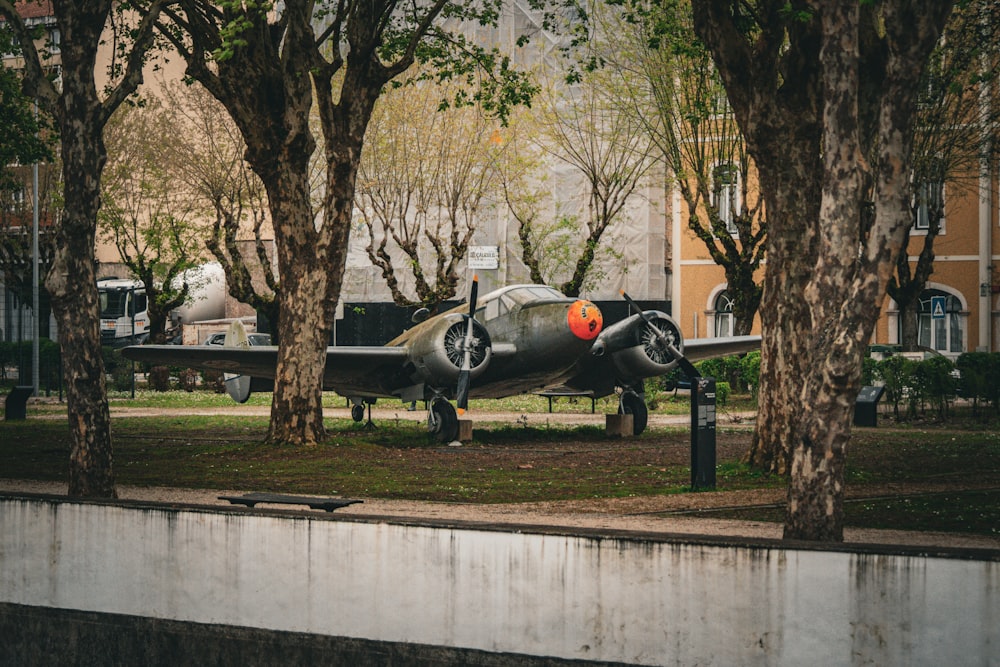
[667,163,998,358]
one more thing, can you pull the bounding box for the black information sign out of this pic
[691,377,717,490]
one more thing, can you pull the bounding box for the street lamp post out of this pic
[31,102,40,396]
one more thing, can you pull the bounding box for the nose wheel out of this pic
[427,398,459,442]
[618,390,648,435]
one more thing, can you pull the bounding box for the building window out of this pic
[914,179,944,231]
[5,187,26,213]
[714,290,734,338]
[916,289,964,353]
[48,28,61,54]
[711,163,740,235]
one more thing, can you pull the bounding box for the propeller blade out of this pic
[456,275,480,413]
[468,276,479,319]
[456,371,471,412]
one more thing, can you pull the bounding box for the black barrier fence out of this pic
[0,339,61,396]
[258,299,672,347]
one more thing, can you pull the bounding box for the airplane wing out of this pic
[682,335,761,362]
[122,344,283,377]
[122,344,412,396]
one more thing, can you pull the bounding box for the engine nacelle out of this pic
[406,313,492,387]
[597,311,684,380]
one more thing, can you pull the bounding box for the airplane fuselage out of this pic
[386,284,603,401]
[473,299,601,398]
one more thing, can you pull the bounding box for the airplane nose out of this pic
[568,300,603,340]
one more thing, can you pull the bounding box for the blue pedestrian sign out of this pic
[931,295,947,320]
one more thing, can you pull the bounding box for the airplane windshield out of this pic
[479,284,569,321]
[522,286,564,300]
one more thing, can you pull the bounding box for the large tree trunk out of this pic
[269,262,332,445]
[695,0,951,540]
[259,159,333,445]
[783,0,867,539]
[780,0,950,540]
[45,7,115,497]
[742,134,822,475]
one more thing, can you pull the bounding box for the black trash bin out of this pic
[854,385,885,427]
[5,385,34,420]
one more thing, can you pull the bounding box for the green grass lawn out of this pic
[3,390,997,536]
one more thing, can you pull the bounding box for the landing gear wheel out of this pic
[427,399,459,443]
[350,404,365,423]
[619,391,648,435]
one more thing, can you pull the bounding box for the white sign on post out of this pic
[468,245,500,270]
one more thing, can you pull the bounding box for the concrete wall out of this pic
[1,495,998,665]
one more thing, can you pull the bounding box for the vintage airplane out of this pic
[122,279,759,441]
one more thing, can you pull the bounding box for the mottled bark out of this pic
[48,111,115,496]
[695,0,952,540]
[692,0,824,479]
[783,0,867,540]
[746,155,821,476]
[7,0,165,497]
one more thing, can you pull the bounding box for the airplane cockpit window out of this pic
[483,294,514,321]
[524,286,564,300]
[504,285,564,304]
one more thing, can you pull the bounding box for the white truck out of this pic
[98,277,149,347]
[98,263,229,347]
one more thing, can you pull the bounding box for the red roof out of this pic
[13,1,54,20]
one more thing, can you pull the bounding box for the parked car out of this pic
[202,331,272,346]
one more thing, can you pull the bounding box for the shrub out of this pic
[875,355,915,420]
[110,361,135,392]
[694,354,749,391]
[202,369,226,393]
[148,366,171,392]
[913,355,957,420]
[658,367,686,392]
[695,357,722,382]
[740,351,761,399]
[0,339,61,390]
[178,368,199,392]
[861,356,879,386]
[956,352,1000,415]
[715,381,730,406]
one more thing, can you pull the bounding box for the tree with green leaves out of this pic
[0,35,56,323]
[161,80,280,341]
[0,57,51,190]
[356,80,499,310]
[692,0,953,540]
[593,0,765,334]
[0,0,169,497]
[525,61,659,297]
[156,0,573,445]
[100,100,206,342]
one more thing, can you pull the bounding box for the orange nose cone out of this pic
[568,300,603,340]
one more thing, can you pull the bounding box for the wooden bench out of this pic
[219,492,362,512]
[536,390,596,413]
